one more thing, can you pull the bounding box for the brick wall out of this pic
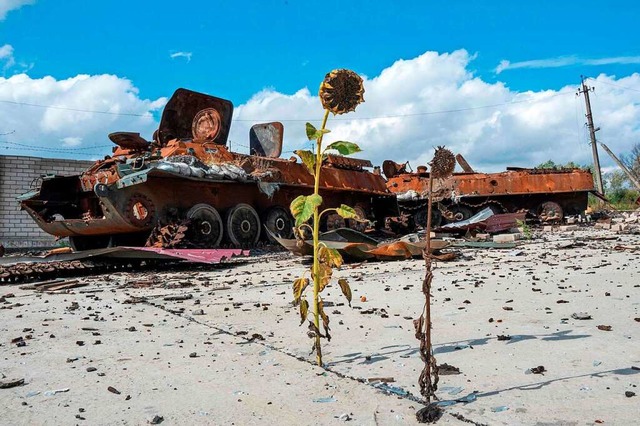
[0,155,94,249]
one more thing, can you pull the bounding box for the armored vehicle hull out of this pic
[19,89,397,250]
[384,163,596,229]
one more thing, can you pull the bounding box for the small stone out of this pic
[86,367,97,373]
[192,309,205,316]
[107,386,121,395]
[625,391,636,397]
[147,414,164,424]
[189,352,197,358]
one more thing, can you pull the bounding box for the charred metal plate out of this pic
[108,132,150,151]
[249,122,283,158]
[326,154,372,170]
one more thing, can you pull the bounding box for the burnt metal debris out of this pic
[18,89,397,251]
[383,159,597,232]
[15,88,603,252]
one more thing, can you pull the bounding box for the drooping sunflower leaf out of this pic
[306,123,331,141]
[299,299,309,325]
[318,300,331,341]
[413,314,424,339]
[319,246,343,268]
[290,194,323,226]
[292,277,309,304]
[338,278,352,307]
[306,123,318,140]
[325,141,362,156]
[314,263,333,292]
[336,204,359,220]
[294,150,316,176]
[308,320,324,338]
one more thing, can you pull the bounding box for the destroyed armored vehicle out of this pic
[383,156,596,230]
[19,89,397,250]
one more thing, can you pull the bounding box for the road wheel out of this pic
[226,203,261,247]
[414,208,442,228]
[538,201,563,222]
[264,206,294,241]
[325,213,345,231]
[187,204,223,247]
[347,206,368,233]
[448,205,473,222]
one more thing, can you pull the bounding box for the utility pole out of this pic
[578,76,605,195]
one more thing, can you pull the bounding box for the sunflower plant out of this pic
[415,146,456,422]
[290,69,365,366]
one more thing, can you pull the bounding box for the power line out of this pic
[0,90,574,122]
[0,140,111,151]
[0,145,101,157]
[233,91,575,122]
[0,99,150,117]
[586,77,640,94]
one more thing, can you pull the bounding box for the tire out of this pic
[186,204,224,247]
[225,203,261,247]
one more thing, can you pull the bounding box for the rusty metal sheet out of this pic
[0,247,246,266]
[484,212,527,234]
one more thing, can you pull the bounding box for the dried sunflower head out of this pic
[319,69,365,115]
[430,146,456,179]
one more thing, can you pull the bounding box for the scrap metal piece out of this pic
[250,122,284,158]
[455,154,475,173]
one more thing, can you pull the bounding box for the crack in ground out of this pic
[143,298,489,425]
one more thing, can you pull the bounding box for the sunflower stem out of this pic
[424,173,434,401]
[312,108,331,366]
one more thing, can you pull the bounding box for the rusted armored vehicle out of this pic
[19,89,397,250]
[383,158,596,229]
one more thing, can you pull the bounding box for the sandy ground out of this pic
[1,226,639,426]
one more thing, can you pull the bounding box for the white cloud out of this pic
[496,55,640,74]
[61,136,82,147]
[0,43,15,69]
[0,0,35,21]
[170,51,192,62]
[2,48,639,176]
[231,50,640,172]
[0,73,166,157]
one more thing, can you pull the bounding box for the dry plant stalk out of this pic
[415,147,455,407]
[290,69,366,366]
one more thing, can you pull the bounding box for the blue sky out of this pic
[4,0,638,101]
[1,0,640,173]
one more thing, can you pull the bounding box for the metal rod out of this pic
[600,142,640,191]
